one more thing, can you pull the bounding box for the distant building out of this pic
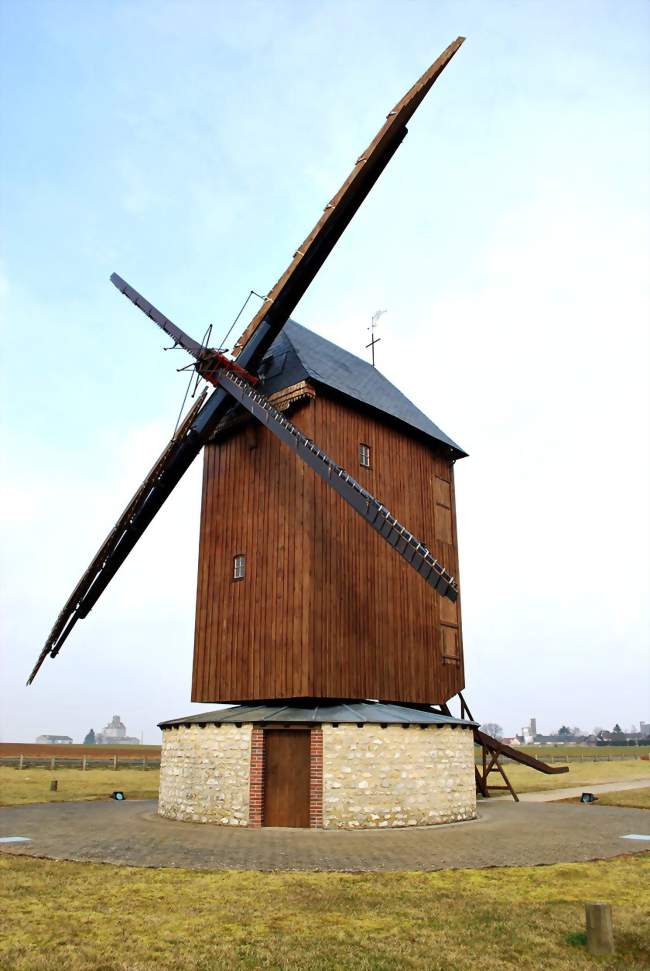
[36,734,73,744]
[520,718,537,744]
[517,734,596,745]
[96,714,140,745]
[596,729,649,746]
[500,736,521,746]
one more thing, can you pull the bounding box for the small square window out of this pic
[233,554,246,580]
[359,443,371,468]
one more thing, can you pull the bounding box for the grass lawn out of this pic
[0,853,647,970]
[558,787,650,811]
[597,787,650,809]
[0,766,160,806]
[2,761,648,807]
[515,744,650,758]
[497,759,650,794]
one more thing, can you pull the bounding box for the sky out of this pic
[1,0,648,744]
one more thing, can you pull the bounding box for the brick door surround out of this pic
[248,726,323,828]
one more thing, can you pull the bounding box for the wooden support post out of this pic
[113,755,118,771]
[493,753,519,802]
[474,764,488,797]
[50,757,55,771]
[50,780,58,792]
[142,757,146,771]
[19,754,24,770]
[586,902,614,955]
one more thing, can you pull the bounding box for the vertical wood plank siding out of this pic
[192,393,464,704]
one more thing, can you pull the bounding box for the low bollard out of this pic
[586,902,614,955]
[50,780,58,792]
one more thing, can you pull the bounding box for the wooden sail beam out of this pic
[26,391,208,685]
[232,37,465,363]
[215,367,459,600]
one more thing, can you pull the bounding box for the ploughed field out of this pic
[0,742,161,759]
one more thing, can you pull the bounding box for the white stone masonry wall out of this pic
[322,724,476,828]
[159,724,252,825]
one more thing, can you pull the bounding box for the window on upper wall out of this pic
[233,554,246,580]
[359,443,371,468]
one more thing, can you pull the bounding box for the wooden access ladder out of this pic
[442,693,569,802]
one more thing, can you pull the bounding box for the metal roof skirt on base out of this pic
[158,701,477,729]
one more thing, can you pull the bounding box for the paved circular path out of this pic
[0,799,648,871]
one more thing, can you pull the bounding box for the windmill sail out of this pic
[28,39,464,682]
[232,36,465,365]
[216,368,458,601]
[110,274,205,358]
[27,392,207,685]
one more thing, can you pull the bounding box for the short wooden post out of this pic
[142,757,146,771]
[50,756,55,771]
[82,757,87,771]
[19,754,24,770]
[586,902,614,955]
[113,755,118,770]
[50,779,58,792]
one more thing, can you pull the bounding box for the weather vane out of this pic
[366,309,386,367]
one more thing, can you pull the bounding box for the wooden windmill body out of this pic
[30,38,568,827]
[193,320,466,706]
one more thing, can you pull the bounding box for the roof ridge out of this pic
[283,319,312,375]
[261,321,467,458]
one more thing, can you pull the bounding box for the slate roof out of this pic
[257,320,467,458]
[159,701,476,728]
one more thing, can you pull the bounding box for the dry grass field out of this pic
[1,759,648,807]
[597,787,650,810]
[559,787,650,811]
[0,853,648,971]
[516,744,650,758]
[502,759,650,794]
[0,766,160,806]
[1,761,649,968]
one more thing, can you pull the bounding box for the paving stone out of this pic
[0,799,648,871]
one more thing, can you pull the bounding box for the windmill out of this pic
[28,38,567,827]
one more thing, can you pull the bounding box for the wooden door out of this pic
[264,730,310,827]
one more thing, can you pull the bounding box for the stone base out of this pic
[159,704,477,829]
